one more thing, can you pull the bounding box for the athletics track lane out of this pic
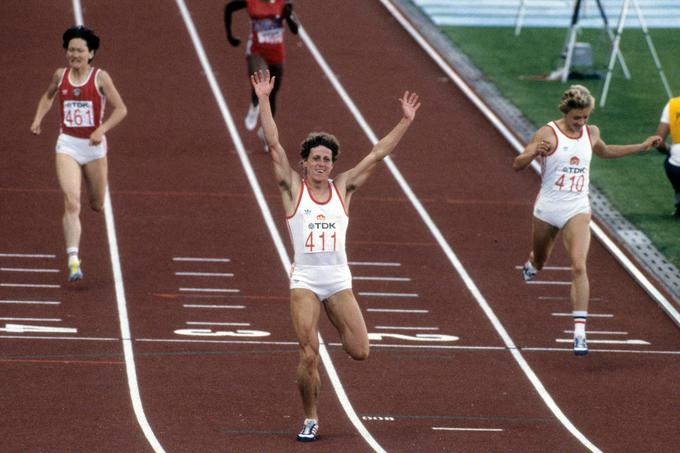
[0,1,150,450]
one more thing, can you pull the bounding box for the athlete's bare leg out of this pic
[562,213,591,312]
[530,216,560,270]
[290,288,322,420]
[82,156,107,212]
[56,153,83,250]
[324,289,369,360]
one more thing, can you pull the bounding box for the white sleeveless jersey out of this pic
[537,121,592,203]
[286,179,349,266]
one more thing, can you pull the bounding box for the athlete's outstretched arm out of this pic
[337,91,420,193]
[251,70,296,197]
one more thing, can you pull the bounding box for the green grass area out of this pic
[440,26,680,267]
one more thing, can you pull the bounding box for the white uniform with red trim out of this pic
[533,121,592,229]
[287,179,351,300]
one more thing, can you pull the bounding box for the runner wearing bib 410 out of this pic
[533,120,592,229]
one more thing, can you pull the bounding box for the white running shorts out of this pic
[533,195,591,229]
[56,133,107,165]
[290,263,352,301]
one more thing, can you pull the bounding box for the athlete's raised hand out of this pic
[250,70,276,100]
[400,91,421,122]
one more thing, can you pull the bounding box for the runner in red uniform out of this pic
[30,26,127,281]
[224,0,298,144]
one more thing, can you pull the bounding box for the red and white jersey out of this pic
[286,179,349,266]
[537,121,592,203]
[58,67,105,139]
[246,0,286,64]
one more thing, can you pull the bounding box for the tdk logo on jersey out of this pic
[561,166,587,174]
[307,222,336,230]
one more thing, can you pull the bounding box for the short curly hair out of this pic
[63,26,100,62]
[299,132,340,162]
[559,84,594,113]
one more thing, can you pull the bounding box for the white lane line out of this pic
[1,283,60,288]
[349,261,401,267]
[367,308,429,313]
[1,267,60,273]
[137,338,298,346]
[378,3,603,451]
[526,281,572,286]
[0,300,60,305]
[432,427,503,432]
[183,304,246,309]
[175,272,234,277]
[0,317,61,322]
[172,257,231,262]
[0,253,56,258]
[359,292,419,297]
[375,326,439,331]
[353,276,411,282]
[555,339,651,345]
[174,4,383,452]
[103,188,164,453]
[179,288,240,293]
[552,313,614,318]
[186,321,250,326]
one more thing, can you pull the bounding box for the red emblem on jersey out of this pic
[570,156,580,166]
[316,214,325,221]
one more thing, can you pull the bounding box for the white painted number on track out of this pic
[174,328,270,338]
[368,332,459,342]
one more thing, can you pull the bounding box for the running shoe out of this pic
[574,336,588,356]
[257,126,269,152]
[522,260,538,281]
[68,259,83,282]
[244,102,259,131]
[296,419,318,442]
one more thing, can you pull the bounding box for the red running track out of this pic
[1,0,679,451]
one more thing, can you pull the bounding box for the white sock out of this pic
[573,310,587,337]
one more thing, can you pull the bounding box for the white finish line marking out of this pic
[1,283,60,289]
[0,317,61,322]
[0,300,60,305]
[353,276,411,282]
[179,288,240,293]
[556,339,650,345]
[514,265,571,271]
[173,257,230,262]
[359,292,419,297]
[526,281,572,286]
[375,326,439,331]
[183,304,245,309]
[349,261,401,267]
[367,308,429,313]
[0,253,56,258]
[564,330,628,335]
[432,427,503,432]
[1,267,60,273]
[175,272,234,277]
[552,313,614,318]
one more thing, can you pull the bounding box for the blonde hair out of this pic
[558,85,595,113]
